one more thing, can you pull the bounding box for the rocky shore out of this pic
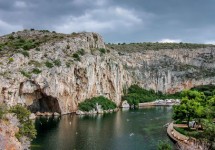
[139,99,180,107]
[76,108,119,115]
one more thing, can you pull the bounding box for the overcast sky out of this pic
[0,0,214,44]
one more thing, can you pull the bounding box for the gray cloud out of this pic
[0,0,214,43]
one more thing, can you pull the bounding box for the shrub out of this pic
[45,61,54,68]
[157,140,172,150]
[99,48,106,54]
[9,105,36,140]
[72,53,80,61]
[28,60,42,67]
[0,104,7,119]
[8,35,15,40]
[21,51,29,57]
[22,41,36,50]
[20,71,31,78]
[77,49,85,55]
[66,45,70,49]
[32,68,42,74]
[66,62,71,68]
[53,59,61,66]
[35,47,40,51]
[122,85,181,105]
[79,96,117,111]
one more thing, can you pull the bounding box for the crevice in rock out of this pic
[28,93,61,114]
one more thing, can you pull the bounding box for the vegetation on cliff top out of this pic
[107,42,215,52]
[0,29,82,57]
[78,96,117,111]
[122,85,181,105]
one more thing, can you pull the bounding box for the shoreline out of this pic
[139,99,180,107]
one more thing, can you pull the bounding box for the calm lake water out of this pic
[31,106,175,150]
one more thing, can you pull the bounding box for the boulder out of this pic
[29,113,36,120]
[121,100,130,108]
[53,112,60,116]
[76,110,85,115]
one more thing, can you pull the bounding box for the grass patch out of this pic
[174,126,200,138]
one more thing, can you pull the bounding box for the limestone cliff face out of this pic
[0,114,30,150]
[0,31,132,114]
[116,48,215,93]
[0,30,214,114]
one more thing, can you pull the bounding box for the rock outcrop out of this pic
[0,114,30,150]
[0,30,214,114]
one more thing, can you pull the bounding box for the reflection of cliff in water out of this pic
[32,106,175,150]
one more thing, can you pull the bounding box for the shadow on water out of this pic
[32,106,175,150]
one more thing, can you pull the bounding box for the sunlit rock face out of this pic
[116,48,215,93]
[0,30,214,114]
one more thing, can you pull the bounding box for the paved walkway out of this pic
[167,122,205,150]
[167,122,189,143]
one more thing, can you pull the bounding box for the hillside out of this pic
[0,30,215,114]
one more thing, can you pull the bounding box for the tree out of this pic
[9,105,37,140]
[201,119,215,149]
[173,90,206,128]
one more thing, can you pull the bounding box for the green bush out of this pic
[35,47,40,51]
[99,48,106,54]
[157,140,172,150]
[22,41,36,50]
[53,59,61,66]
[0,104,7,119]
[66,62,71,68]
[32,68,42,74]
[77,49,85,55]
[45,61,54,68]
[21,51,29,57]
[79,96,117,111]
[66,45,70,49]
[122,85,181,105]
[9,105,36,140]
[72,53,80,61]
[174,127,200,138]
[8,35,15,40]
[20,71,31,78]
[28,60,42,67]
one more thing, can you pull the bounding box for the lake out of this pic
[32,106,175,150]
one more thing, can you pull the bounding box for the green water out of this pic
[32,106,175,150]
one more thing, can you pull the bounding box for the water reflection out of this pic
[32,106,174,150]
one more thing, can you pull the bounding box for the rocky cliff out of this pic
[0,30,214,114]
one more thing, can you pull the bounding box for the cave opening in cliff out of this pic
[28,94,61,114]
